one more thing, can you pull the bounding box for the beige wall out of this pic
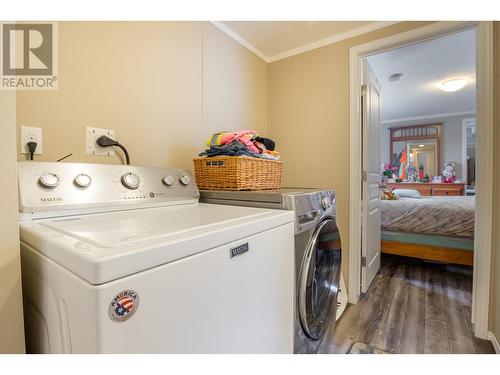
[491,21,500,341]
[269,22,433,279]
[11,21,267,353]
[16,22,268,169]
[203,24,268,136]
[0,90,25,353]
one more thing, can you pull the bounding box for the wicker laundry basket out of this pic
[193,156,283,191]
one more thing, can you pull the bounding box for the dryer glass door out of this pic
[298,218,341,340]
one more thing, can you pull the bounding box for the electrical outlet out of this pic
[85,127,116,157]
[20,126,43,155]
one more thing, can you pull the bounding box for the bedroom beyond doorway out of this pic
[345,23,494,353]
[368,28,476,273]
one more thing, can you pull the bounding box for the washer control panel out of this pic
[162,175,174,186]
[179,175,191,186]
[121,172,141,190]
[39,172,61,188]
[74,173,92,188]
[18,161,199,219]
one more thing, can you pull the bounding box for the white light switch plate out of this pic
[85,127,116,157]
[20,126,43,155]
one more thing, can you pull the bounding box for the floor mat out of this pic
[347,342,391,354]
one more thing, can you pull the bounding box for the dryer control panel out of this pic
[18,161,199,219]
[284,190,336,234]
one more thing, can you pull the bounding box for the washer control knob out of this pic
[39,172,60,188]
[74,173,92,188]
[321,195,331,210]
[121,173,140,190]
[179,175,191,186]
[162,175,175,187]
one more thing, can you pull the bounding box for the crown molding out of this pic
[210,21,401,64]
[210,21,270,62]
[268,21,400,62]
[381,110,476,125]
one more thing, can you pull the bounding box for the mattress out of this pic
[380,196,475,238]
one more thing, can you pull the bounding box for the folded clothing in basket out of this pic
[200,140,256,158]
[201,131,280,160]
[206,130,260,153]
[254,141,280,160]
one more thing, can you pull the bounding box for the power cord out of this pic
[27,141,37,161]
[57,153,73,162]
[96,135,130,165]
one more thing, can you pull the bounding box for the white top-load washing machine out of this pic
[18,161,295,353]
[200,189,344,354]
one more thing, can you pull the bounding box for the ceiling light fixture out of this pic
[389,73,403,82]
[439,78,469,92]
[419,144,425,148]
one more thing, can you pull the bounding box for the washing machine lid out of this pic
[19,203,294,285]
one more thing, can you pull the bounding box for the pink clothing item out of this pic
[206,130,260,153]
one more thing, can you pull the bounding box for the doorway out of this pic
[348,22,493,341]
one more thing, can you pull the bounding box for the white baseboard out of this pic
[488,331,500,354]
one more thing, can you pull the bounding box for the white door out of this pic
[361,59,381,293]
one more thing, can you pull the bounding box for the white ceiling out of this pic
[219,21,392,62]
[367,29,476,123]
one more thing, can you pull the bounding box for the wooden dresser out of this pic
[385,182,466,196]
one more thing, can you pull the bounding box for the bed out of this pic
[380,196,475,265]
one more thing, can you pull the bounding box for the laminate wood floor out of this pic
[319,254,495,354]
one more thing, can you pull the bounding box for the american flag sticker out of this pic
[108,289,140,322]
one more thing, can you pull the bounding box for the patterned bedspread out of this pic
[380,196,475,238]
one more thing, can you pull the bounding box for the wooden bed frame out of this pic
[381,240,473,266]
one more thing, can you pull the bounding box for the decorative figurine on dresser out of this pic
[441,162,457,183]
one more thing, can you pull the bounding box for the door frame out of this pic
[348,21,494,340]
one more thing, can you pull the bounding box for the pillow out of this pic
[393,189,422,199]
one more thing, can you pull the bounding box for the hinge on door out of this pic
[361,256,367,267]
[362,171,368,182]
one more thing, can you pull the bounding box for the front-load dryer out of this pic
[200,188,343,353]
